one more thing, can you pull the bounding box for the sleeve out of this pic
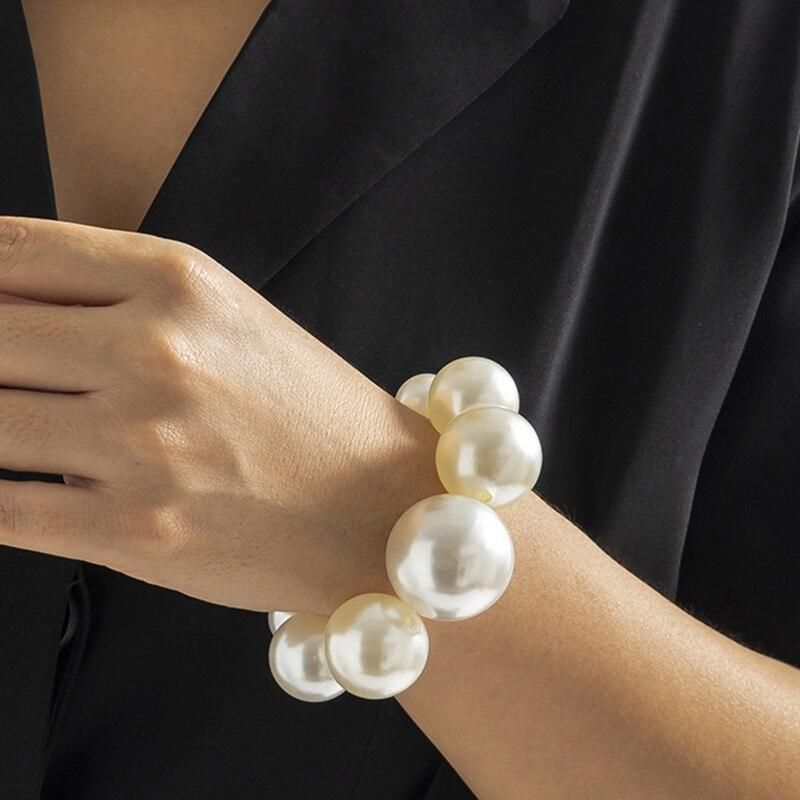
[677,193,800,669]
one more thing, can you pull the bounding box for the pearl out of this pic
[268,610,295,634]
[324,594,429,700]
[428,356,520,433]
[436,406,542,508]
[386,494,514,620]
[268,613,345,703]
[395,373,436,418]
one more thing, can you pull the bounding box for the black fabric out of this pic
[0,4,80,798]
[1,0,799,797]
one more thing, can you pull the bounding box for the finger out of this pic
[0,303,113,391]
[0,479,116,563]
[0,389,110,478]
[0,216,166,304]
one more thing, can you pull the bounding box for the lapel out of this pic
[140,0,571,290]
[0,1,568,792]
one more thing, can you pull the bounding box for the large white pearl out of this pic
[395,373,435,418]
[386,494,514,621]
[324,594,429,700]
[268,613,345,703]
[268,610,295,634]
[436,406,542,508]
[428,356,520,433]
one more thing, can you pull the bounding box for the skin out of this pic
[21,0,272,231]
[6,3,800,798]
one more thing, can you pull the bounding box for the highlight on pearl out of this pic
[324,593,429,700]
[436,405,542,508]
[395,373,435,418]
[385,494,515,620]
[428,356,520,433]
[268,613,345,703]
[268,610,295,634]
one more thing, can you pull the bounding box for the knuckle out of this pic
[153,243,215,298]
[152,327,192,374]
[119,320,196,387]
[125,418,174,461]
[126,501,189,561]
[90,395,175,466]
[142,324,182,371]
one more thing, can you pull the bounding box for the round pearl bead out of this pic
[268,613,345,703]
[395,373,435,418]
[428,356,520,433]
[268,610,295,634]
[386,494,514,620]
[324,593,429,700]
[436,406,542,508]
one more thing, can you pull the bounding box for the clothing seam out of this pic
[36,562,91,799]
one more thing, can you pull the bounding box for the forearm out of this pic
[3,215,797,798]
[347,396,800,799]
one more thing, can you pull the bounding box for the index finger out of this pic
[0,216,163,305]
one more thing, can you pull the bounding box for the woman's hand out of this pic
[0,216,439,612]
[3,219,800,800]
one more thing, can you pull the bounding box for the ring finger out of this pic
[0,389,111,479]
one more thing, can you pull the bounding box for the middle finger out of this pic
[0,302,113,391]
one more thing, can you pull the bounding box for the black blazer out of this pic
[1,0,799,797]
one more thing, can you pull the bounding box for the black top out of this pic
[1,1,799,798]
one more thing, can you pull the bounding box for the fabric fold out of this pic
[139,0,571,288]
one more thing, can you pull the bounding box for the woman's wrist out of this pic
[269,356,543,702]
[290,375,444,616]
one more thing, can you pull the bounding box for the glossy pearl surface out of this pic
[268,613,345,703]
[268,610,295,634]
[395,373,435,418]
[436,406,542,508]
[324,593,429,700]
[386,494,514,620]
[428,356,520,433]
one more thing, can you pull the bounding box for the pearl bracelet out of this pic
[267,356,542,702]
